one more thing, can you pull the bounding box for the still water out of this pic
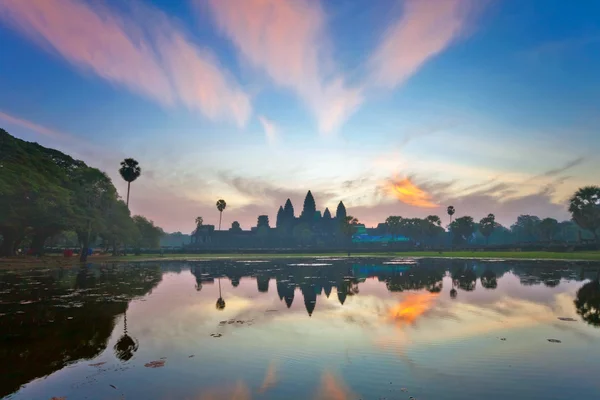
[1,258,600,400]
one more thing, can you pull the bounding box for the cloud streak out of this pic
[369,0,473,89]
[0,0,251,126]
[205,0,362,134]
[259,116,278,145]
[0,110,70,140]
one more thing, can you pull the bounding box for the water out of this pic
[1,259,599,400]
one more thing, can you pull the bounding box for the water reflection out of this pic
[1,259,600,400]
[0,265,162,398]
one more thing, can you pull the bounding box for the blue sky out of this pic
[1,0,599,232]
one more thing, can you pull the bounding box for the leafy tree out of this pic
[216,199,226,230]
[73,168,117,262]
[447,205,456,225]
[511,215,541,242]
[118,158,141,207]
[539,218,560,241]
[449,216,475,244]
[132,215,164,253]
[385,216,402,241]
[479,214,496,245]
[424,215,444,244]
[100,199,137,255]
[195,216,203,227]
[569,186,600,242]
[230,221,242,232]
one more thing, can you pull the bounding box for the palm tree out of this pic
[216,278,226,310]
[119,158,141,207]
[447,205,456,225]
[216,199,227,230]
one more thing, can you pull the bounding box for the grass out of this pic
[2,250,600,269]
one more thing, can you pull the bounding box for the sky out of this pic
[1,0,599,233]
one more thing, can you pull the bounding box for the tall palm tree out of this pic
[216,199,227,230]
[119,158,141,207]
[447,205,456,225]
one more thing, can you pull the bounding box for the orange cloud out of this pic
[370,0,474,88]
[196,381,251,400]
[315,372,355,400]
[386,178,439,208]
[387,292,439,326]
[0,0,251,126]
[205,0,361,134]
[258,361,278,394]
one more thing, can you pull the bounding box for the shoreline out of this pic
[1,250,600,269]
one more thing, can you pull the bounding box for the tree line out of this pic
[0,129,164,260]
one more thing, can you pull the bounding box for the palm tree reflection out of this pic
[216,278,226,310]
[114,308,138,362]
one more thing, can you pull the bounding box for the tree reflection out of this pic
[480,269,498,289]
[575,276,600,327]
[451,265,477,291]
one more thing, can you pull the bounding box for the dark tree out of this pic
[479,214,496,245]
[539,218,560,241]
[569,186,600,242]
[511,215,541,242]
[216,199,226,230]
[301,190,316,222]
[385,216,402,241]
[449,216,475,244]
[336,201,347,220]
[118,158,141,207]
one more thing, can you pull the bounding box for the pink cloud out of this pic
[0,110,69,140]
[370,0,474,88]
[205,0,361,134]
[0,0,251,126]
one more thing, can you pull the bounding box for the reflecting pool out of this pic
[1,258,600,399]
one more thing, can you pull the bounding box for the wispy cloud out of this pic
[204,0,362,135]
[0,0,251,126]
[369,0,474,89]
[259,115,279,145]
[0,110,70,140]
